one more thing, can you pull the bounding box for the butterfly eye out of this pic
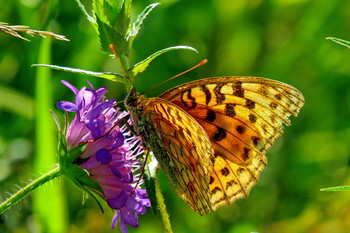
[125,88,140,108]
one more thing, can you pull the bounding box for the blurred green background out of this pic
[1,0,350,232]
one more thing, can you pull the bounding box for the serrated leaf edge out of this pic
[130,45,198,76]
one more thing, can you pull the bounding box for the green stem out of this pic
[155,177,173,233]
[0,166,62,214]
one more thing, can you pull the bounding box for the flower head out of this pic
[57,80,150,233]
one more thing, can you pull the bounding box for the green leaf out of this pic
[130,45,198,76]
[67,143,87,164]
[144,171,158,215]
[105,0,124,24]
[50,109,61,131]
[66,164,105,213]
[92,0,121,25]
[92,0,109,25]
[66,163,88,180]
[74,0,97,27]
[96,16,122,51]
[33,64,125,83]
[95,16,130,67]
[144,153,159,215]
[320,185,350,192]
[76,173,104,195]
[92,0,131,62]
[58,131,68,169]
[115,0,132,37]
[66,164,104,195]
[80,185,105,213]
[128,3,160,41]
[326,37,350,48]
[93,0,130,33]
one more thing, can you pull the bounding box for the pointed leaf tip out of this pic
[33,64,125,83]
[130,45,198,76]
[320,185,350,192]
[326,37,350,48]
[128,2,161,40]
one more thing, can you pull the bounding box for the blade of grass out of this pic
[0,86,34,119]
[33,36,67,233]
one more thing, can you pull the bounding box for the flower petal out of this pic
[96,148,112,164]
[107,189,128,209]
[113,132,125,148]
[85,119,102,139]
[111,210,120,229]
[121,208,139,227]
[61,80,78,95]
[57,101,77,112]
[119,219,129,233]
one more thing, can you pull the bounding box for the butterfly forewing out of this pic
[159,76,304,211]
[128,96,215,214]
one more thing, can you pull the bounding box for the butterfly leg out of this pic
[130,147,151,196]
[120,116,139,136]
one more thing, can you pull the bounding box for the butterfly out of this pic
[125,76,304,215]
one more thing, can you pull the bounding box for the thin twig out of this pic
[0,22,69,41]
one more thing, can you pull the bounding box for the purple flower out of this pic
[57,80,150,233]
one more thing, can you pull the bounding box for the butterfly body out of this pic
[125,89,215,214]
[125,76,304,215]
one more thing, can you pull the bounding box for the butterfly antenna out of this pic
[115,100,124,106]
[140,59,208,95]
[109,44,136,89]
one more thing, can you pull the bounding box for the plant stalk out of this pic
[155,177,173,233]
[0,166,61,214]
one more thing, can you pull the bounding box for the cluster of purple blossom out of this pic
[57,81,150,232]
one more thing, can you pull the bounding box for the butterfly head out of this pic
[124,88,146,109]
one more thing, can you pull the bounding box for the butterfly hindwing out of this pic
[159,76,304,211]
[136,97,215,214]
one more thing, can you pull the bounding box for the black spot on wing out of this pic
[221,167,230,176]
[214,83,225,104]
[213,126,227,141]
[242,147,250,161]
[200,85,212,105]
[181,89,197,109]
[205,109,216,122]
[232,81,244,97]
[251,136,260,147]
[249,114,257,123]
[225,103,236,117]
[236,125,246,134]
[246,99,255,109]
[209,176,214,185]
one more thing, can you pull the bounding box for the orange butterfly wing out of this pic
[130,96,215,214]
[159,76,304,211]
